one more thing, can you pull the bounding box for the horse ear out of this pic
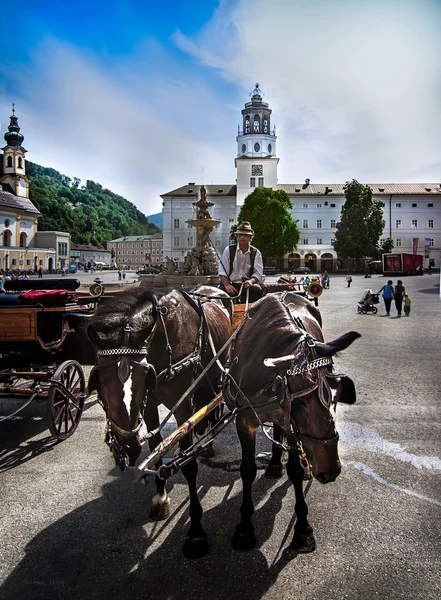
[87,325,102,347]
[316,331,361,356]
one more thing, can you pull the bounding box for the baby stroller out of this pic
[357,289,379,314]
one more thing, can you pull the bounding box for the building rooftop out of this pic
[161,184,237,197]
[0,188,40,214]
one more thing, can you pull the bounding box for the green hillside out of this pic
[26,161,160,247]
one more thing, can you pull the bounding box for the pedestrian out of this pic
[122,270,126,281]
[118,270,122,281]
[218,220,264,303]
[345,273,353,287]
[394,280,405,317]
[38,266,43,278]
[403,293,412,317]
[377,280,394,316]
[326,275,330,289]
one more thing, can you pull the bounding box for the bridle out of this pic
[90,292,206,469]
[224,298,341,468]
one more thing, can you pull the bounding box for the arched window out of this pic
[7,156,12,168]
[18,157,23,169]
[253,115,260,132]
[20,232,27,247]
[245,117,250,133]
[2,230,12,247]
[263,119,268,133]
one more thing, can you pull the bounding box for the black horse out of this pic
[224,291,360,552]
[86,284,232,558]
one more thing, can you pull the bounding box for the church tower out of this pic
[1,105,30,198]
[235,83,279,205]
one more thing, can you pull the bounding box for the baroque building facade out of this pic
[0,107,70,272]
[162,84,440,271]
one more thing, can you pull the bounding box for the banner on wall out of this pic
[424,237,431,259]
[412,238,419,254]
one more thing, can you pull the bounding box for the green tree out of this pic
[238,188,300,262]
[26,161,160,246]
[376,237,394,259]
[333,180,385,270]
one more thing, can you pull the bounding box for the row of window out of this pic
[2,231,28,247]
[395,219,434,228]
[5,156,23,168]
[292,202,435,209]
[109,242,161,249]
[250,177,264,188]
[118,249,161,255]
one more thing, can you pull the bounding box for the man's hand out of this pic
[225,283,237,296]
[243,278,254,289]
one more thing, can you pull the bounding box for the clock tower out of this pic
[235,83,279,205]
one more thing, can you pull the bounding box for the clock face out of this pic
[254,142,260,152]
[268,143,272,154]
[252,165,263,176]
[242,143,246,153]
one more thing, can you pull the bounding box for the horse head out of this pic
[230,292,360,484]
[87,288,159,469]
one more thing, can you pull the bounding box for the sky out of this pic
[1,0,440,217]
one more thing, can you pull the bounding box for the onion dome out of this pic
[4,105,24,147]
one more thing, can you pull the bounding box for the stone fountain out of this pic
[181,185,221,281]
[139,185,221,292]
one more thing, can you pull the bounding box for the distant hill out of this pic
[147,212,163,229]
[25,161,160,246]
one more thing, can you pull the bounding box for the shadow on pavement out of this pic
[0,459,306,600]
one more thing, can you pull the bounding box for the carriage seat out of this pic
[3,278,80,293]
[0,293,22,306]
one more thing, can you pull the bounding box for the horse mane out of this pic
[91,286,157,322]
[243,294,304,360]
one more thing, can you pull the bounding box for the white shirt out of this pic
[219,244,264,283]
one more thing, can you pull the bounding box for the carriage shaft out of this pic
[137,392,224,473]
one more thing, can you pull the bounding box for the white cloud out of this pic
[1,37,237,215]
[176,0,441,184]
[2,0,441,220]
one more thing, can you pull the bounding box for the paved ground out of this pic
[0,273,440,599]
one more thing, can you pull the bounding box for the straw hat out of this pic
[235,221,255,236]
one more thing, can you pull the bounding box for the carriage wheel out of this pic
[47,360,86,440]
[372,306,378,315]
[357,306,362,314]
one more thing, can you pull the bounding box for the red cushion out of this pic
[18,290,77,305]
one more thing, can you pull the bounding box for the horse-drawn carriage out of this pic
[86,279,360,557]
[0,278,96,440]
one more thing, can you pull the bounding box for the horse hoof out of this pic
[149,499,171,521]
[291,531,316,553]
[265,463,283,479]
[198,444,215,459]
[183,533,209,559]
[232,529,256,551]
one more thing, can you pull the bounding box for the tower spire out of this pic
[4,105,24,147]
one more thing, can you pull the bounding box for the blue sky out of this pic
[1,0,440,216]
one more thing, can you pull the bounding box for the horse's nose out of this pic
[316,465,341,484]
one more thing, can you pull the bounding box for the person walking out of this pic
[394,279,405,317]
[118,270,122,281]
[122,270,126,281]
[403,293,412,317]
[377,280,394,316]
[38,266,43,278]
[345,273,353,287]
[218,221,263,303]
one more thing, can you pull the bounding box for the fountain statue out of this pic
[182,186,221,276]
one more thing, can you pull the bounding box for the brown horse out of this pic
[224,291,360,552]
[86,284,232,558]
